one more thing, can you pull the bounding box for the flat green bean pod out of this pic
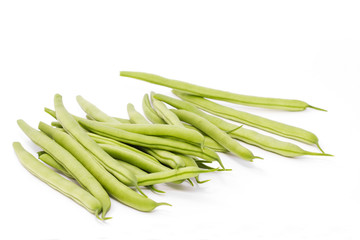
[120,71,325,111]
[172,109,259,161]
[174,90,324,151]
[153,93,331,157]
[78,118,221,164]
[13,142,103,219]
[17,120,111,219]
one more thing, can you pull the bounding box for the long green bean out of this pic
[153,93,331,157]
[120,71,325,111]
[78,118,221,164]
[174,90,323,151]
[17,120,111,219]
[13,142,103,219]
[53,94,139,186]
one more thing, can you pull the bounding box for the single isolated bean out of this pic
[17,120,111,219]
[153,93,331,157]
[120,71,326,111]
[13,142,103,219]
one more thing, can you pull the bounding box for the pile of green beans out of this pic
[13,71,331,220]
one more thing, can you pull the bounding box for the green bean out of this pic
[137,167,217,186]
[113,117,131,124]
[173,90,324,151]
[88,132,161,164]
[13,142,103,218]
[150,92,183,126]
[39,122,169,211]
[78,118,221,164]
[177,155,211,184]
[76,95,119,123]
[127,104,186,169]
[127,103,151,124]
[38,151,74,179]
[172,109,260,161]
[120,71,325,111]
[51,121,63,128]
[153,93,332,157]
[141,148,186,169]
[89,122,205,147]
[53,94,139,187]
[17,120,111,219]
[98,143,170,173]
[142,94,166,124]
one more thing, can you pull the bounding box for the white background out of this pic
[1,1,359,239]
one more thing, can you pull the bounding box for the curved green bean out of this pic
[39,122,169,211]
[17,120,111,219]
[98,143,170,173]
[150,92,183,126]
[38,151,74,179]
[13,142,103,219]
[174,90,323,151]
[172,109,259,161]
[77,95,119,123]
[153,93,331,157]
[120,71,325,111]
[142,94,166,124]
[53,94,138,187]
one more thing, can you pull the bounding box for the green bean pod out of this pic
[38,151,74,179]
[17,120,111,219]
[172,109,259,161]
[78,118,221,163]
[98,143,170,173]
[174,90,323,150]
[127,105,187,169]
[13,142,103,218]
[142,94,167,124]
[88,122,205,147]
[76,95,119,123]
[39,122,169,211]
[53,94,139,186]
[150,92,183,126]
[153,93,331,157]
[120,71,325,111]
[137,167,217,186]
